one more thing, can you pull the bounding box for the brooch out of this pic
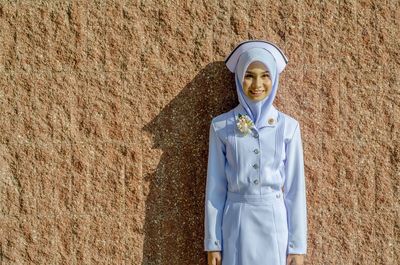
[236,114,254,136]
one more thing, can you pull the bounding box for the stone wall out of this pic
[0,0,399,264]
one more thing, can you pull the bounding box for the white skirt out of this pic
[221,189,288,265]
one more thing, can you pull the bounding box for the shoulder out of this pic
[211,110,233,128]
[279,111,301,142]
[210,108,235,141]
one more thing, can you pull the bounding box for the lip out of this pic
[250,90,264,96]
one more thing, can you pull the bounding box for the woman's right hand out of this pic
[207,251,222,265]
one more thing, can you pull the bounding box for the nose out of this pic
[253,76,263,89]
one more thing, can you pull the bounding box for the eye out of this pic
[244,74,253,79]
[262,73,270,78]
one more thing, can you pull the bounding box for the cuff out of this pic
[287,241,307,255]
[204,238,222,251]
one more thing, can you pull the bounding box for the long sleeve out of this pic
[283,122,308,254]
[204,120,228,251]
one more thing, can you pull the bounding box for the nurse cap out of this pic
[224,40,288,74]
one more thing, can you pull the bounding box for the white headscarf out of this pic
[234,47,279,129]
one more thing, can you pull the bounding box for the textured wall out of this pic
[0,0,399,264]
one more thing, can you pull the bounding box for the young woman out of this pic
[204,40,307,265]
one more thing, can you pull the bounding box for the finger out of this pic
[208,255,215,265]
[216,254,221,265]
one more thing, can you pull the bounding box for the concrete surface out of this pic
[0,0,399,264]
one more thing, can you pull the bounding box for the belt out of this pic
[226,190,283,204]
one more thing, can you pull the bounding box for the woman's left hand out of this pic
[286,254,305,265]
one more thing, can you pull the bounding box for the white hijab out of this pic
[234,47,279,129]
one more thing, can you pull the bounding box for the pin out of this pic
[268,118,275,125]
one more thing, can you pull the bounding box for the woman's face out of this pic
[242,61,272,101]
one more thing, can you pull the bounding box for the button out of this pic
[253,163,259,169]
[214,240,219,246]
[253,132,259,138]
[289,243,294,248]
[253,179,259,185]
[268,118,275,125]
[253,148,259,154]
[276,193,281,198]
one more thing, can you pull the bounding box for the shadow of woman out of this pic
[141,61,238,264]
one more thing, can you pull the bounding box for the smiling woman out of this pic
[204,40,307,265]
[242,61,273,101]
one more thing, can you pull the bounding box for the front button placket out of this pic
[253,130,259,138]
[252,127,261,189]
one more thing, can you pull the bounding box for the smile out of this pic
[250,90,265,96]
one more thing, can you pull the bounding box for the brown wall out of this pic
[1,0,399,264]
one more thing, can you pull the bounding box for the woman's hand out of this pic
[287,254,305,265]
[207,251,222,265]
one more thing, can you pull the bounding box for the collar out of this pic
[233,103,279,128]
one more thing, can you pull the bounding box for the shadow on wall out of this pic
[142,61,238,264]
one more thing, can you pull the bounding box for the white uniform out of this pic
[204,103,307,265]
